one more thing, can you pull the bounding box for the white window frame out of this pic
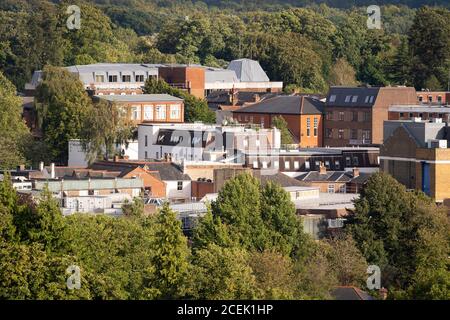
[144,105,153,120]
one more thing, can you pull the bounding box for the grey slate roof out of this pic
[90,161,191,181]
[383,121,449,147]
[233,96,324,115]
[254,171,306,187]
[227,59,270,82]
[331,287,374,300]
[327,86,381,107]
[95,94,183,103]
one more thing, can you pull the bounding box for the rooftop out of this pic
[227,58,270,82]
[234,95,324,115]
[95,94,183,103]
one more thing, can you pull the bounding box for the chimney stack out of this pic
[50,163,55,179]
[319,162,327,175]
[17,164,26,171]
[353,167,360,178]
[39,161,44,172]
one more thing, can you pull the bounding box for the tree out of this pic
[80,100,134,164]
[249,250,296,299]
[122,197,145,218]
[271,116,294,145]
[328,58,359,86]
[144,203,190,299]
[408,7,450,90]
[190,244,258,299]
[35,66,92,164]
[143,77,215,123]
[0,72,30,169]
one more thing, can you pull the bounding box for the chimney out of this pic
[352,167,360,178]
[50,163,55,179]
[379,287,388,300]
[17,164,26,171]
[319,162,327,175]
[39,161,44,172]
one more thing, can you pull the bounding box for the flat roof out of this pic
[294,193,358,210]
[95,94,183,103]
[389,105,450,113]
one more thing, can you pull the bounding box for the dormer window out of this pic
[352,96,358,103]
[95,75,104,82]
[122,75,131,82]
[108,75,118,82]
[329,95,336,102]
[369,96,375,103]
[345,95,351,103]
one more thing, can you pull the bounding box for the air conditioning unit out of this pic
[428,139,447,149]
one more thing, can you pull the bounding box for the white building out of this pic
[68,139,139,167]
[137,123,280,164]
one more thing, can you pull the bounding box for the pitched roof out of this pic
[233,96,324,115]
[227,59,270,82]
[90,161,191,181]
[327,86,381,107]
[254,171,306,187]
[331,286,374,300]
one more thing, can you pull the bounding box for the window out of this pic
[144,151,148,159]
[363,112,371,122]
[249,116,254,122]
[284,161,290,170]
[315,161,320,169]
[362,130,371,142]
[177,181,183,191]
[144,105,153,120]
[409,112,414,118]
[351,111,358,121]
[145,135,148,147]
[329,95,336,103]
[346,157,351,166]
[325,161,330,168]
[306,118,311,137]
[351,129,357,140]
[261,117,265,127]
[313,118,318,136]
[108,75,118,82]
[352,95,358,103]
[364,96,370,103]
[345,95,351,103]
[155,105,166,120]
[256,139,260,147]
[438,96,442,104]
[353,157,359,166]
[326,128,333,138]
[95,75,104,82]
[339,112,345,121]
[274,161,279,168]
[369,96,375,103]
[131,105,141,120]
[253,161,259,169]
[136,75,144,82]
[156,152,159,159]
[338,129,344,139]
[328,184,335,193]
[294,161,300,170]
[170,104,181,119]
[335,160,340,170]
[418,96,423,102]
[262,161,268,169]
[399,112,404,119]
[122,75,131,82]
[305,161,310,170]
[339,185,346,193]
[326,111,333,120]
[428,96,433,103]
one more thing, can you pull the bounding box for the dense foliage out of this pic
[0,1,449,93]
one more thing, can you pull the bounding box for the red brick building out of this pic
[324,86,417,147]
[232,95,325,148]
[417,91,450,105]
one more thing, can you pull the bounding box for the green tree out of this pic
[0,72,30,169]
[80,100,134,164]
[271,116,294,145]
[190,244,258,299]
[35,66,92,164]
[144,203,190,299]
[122,197,145,218]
